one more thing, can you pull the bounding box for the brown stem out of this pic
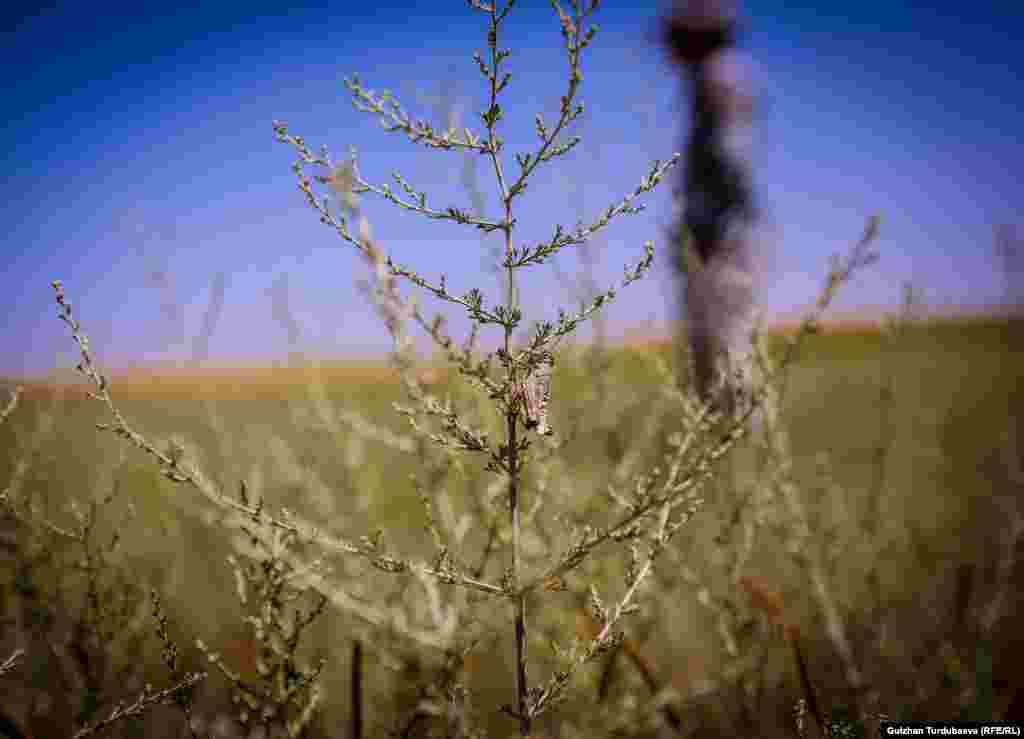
[509,410,530,736]
[350,640,363,739]
[790,631,829,739]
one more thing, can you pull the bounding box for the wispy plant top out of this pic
[273,0,679,382]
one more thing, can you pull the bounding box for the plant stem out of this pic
[506,170,530,739]
[475,2,529,731]
[505,259,528,734]
[351,640,363,739]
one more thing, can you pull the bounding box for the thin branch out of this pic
[49,282,506,603]
[71,672,207,739]
[0,385,22,425]
[0,649,24,678]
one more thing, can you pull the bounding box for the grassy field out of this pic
[1,314,1021,737]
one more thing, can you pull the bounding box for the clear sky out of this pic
[2,0,1021,377]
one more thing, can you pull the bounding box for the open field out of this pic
[1,314,1022,737]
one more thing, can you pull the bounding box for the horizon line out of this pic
[5,300,1021,384]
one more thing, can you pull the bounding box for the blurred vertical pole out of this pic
[662,0,760,415]
[350,639,363,739]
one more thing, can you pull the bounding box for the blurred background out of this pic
[1,0,1021,376]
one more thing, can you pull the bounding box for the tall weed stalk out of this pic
[13,1,1018,737]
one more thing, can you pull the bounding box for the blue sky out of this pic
[2,0,1021,376]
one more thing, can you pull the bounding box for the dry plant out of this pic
[1,440,205,738]
[11,1,1018,738]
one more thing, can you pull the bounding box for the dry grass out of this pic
[2,0,1021,733]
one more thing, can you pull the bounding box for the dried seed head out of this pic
[516,351,554,435]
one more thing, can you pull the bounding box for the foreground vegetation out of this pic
[2,312,1021,737]
[2,0,1021,735]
